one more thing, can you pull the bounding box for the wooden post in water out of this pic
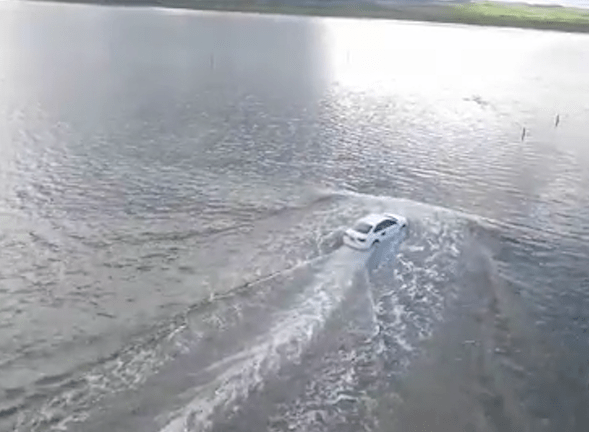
[555,114,560,127]
[521,127,526,142]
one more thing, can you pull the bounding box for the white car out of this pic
[343,213,407,250]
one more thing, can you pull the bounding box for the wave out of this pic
[160,247,372,432]
[11,189,574,432]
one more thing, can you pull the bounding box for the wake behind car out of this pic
[343,213,407,250]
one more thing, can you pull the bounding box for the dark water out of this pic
[1,2,589,431]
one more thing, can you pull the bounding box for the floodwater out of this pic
[1,2,589,431]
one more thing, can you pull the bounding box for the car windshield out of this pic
[353,222,373,234]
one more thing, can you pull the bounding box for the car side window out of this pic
[375,220,396,232]
[374,221,387,232]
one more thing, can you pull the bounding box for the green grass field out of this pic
[451,1,589,29]
[39,0,589,33]
[161,0,589,32]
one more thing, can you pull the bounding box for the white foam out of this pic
[158,248,371,432]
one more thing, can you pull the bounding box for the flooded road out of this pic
[1,2,589,431]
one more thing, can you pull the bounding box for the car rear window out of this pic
[353,222,372,234]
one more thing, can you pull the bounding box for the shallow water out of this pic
[1,2,589,431]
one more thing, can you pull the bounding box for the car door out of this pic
[387,219,399,237]
[373,220,390,239]
[374,219,396,239]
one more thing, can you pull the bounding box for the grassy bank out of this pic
[35,0,589,33]
[450,1,589,31]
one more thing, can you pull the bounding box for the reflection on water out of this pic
[323,18,528,96]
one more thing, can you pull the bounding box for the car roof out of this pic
[357,213,389,226]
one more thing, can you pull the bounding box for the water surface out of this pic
[1,2,589,431]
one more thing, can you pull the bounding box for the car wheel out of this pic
[372,240,379,247]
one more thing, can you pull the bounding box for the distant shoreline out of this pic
[30,0,589,33]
